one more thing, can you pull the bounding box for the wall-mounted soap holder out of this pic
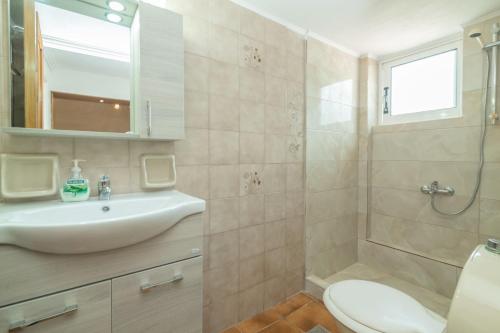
[0,153,60,199]
[140,154,176,189]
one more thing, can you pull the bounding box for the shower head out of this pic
[469,31,484,48]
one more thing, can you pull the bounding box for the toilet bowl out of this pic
[323,280,446,333]
[323,243,500,333]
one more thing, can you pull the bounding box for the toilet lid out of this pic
[326,280,446,333]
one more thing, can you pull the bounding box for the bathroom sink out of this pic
[0,191,205,254]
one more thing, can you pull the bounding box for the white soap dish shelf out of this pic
[0,153,60,199]
[140,154,176,189]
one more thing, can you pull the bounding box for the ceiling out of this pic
[235,0,500,57]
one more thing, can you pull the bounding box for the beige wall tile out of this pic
[240,164,264,195]
[265,46,287,79]
[185,90,209,128]
[286,163,304,191]
[264,276,286,308]
[239,7,266,42]
[209,60,239,98]
[286,242,305,271]
[240,68,265,102]
[210,197,240,234]
[239,253,265,290]
[238,283,264,321]
[209,130,239,164]
[265,76,287,107]
[176,165,209,199]
[287,54,304,83]
[358,240,458,298]
[265,220,286,250]
[74,139,128,168]
[209,94,240,131]
[209,230,239,270]
[370,213,478,266]
[239,35,265,72]
[265,105,288,135]
[287,31,305,59]
[265,20,288,52]
[240,224,265,259]
[240,133,265,163]
[286,191,305,218]
[240,194,265,227]
[265,193,286,222]
[263,164,286,194]
[205,262,239,306]
[286,215,305,245]
[206,294,238,333]
[128,141,174,167]
[240,101,265,133]
[480,198,500,238]
[208,0,240,32]
[210,165,240,198]
[184,16,209,57]
[174,128,209,165]
[208,24,239,65]
[185,53,210,92]
[286,268,305,297]
[264,247,286,278]
[264,134,287,163]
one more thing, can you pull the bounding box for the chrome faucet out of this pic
[420,180,455,196]
[98,175,112,200]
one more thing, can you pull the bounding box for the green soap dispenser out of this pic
[60,159,90,202]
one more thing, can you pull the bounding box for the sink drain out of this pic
[102,206,110,212]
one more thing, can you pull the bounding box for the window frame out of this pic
[379,38,463,125]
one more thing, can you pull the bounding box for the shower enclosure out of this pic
[304,18,500,298]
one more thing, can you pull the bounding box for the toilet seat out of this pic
[323,280,446,333]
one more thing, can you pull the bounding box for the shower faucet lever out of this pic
[420,181,455,196]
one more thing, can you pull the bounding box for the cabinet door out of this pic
[0,281,111,333]
[133,1,184,140]
[112,256,202,333]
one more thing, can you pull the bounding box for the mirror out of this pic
[9,0,137,134]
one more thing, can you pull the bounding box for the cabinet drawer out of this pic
[0,281,111,333]
[112,256,202,333]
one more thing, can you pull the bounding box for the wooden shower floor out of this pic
[222,293,340,333]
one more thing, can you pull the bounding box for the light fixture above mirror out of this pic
[108,1,126,12]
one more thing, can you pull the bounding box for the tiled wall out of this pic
[362,14,500,298]
[305,38,360,279]
[0,1,305,332]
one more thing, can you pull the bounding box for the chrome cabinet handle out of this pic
[140,273,183,292]
[9,304,78,331]
[146,100,152,137]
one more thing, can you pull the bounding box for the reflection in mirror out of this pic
[9,0,137,133]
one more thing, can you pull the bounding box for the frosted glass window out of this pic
[390,49,457,115]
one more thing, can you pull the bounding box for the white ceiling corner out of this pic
[233,0,500,57]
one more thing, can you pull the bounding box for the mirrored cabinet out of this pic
[5,0,184,140]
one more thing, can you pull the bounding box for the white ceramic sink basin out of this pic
[0,191,205,254]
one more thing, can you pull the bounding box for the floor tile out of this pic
[258,320,303,333]
[273,292,315,317]
[222,327,242,333]
[285,302,339,333]
[236,308,282,333]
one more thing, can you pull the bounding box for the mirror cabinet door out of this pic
[6,0,184,140]
[133,2,184,140]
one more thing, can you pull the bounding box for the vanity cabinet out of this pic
[112,256,202,333]
[132,2,184,140]
[0,213,203,332]
[0,257,203,333]
[0,282,111,333]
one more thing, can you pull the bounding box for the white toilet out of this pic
[323,241,500,333]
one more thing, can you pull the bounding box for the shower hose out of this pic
[430,51,491,216]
